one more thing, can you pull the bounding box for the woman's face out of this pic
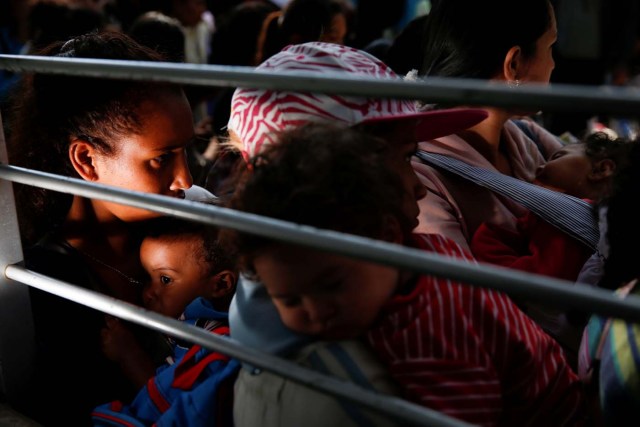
[520,4,557,84]
[91,90,194,222]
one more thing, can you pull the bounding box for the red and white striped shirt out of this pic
[367,234,585,426]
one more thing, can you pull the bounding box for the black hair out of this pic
[7,31,185,245]
[210,1,279,66]
[27,2,106,52]
[583,132,633,169]
[144,212,236,276]
[386,15,429,76]
[129,11,185,62]
[223,123,411,276]
[599,138,640,290]
[421,0,553,79]
[260,0,348,61]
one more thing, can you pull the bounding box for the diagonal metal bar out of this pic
[1,55,640,114]
[4,265,470,427]
[1,163,639,323]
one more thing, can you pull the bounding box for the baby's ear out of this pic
[589,159,616,182]
[209,270,237,298]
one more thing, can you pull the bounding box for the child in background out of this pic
[225,123,585,426]
[93,217,238,426]
[471,132,632,281]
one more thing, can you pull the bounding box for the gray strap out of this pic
[416,151,599,250]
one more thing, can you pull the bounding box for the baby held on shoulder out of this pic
[224,123,586,426]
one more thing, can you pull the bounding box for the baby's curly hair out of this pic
[143,212,236,277]
[222,122,412,276]
[584,132,633,170]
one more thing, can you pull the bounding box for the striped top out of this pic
[367,234,585,426]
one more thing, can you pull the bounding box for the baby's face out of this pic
[140,236,210,318]
[375,121,427,229]
[535,144,592,198]
[253,245,399,340]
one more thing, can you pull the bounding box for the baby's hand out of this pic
[100,316,139,363]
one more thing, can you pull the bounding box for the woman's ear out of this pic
[208,270,237,298]
[503,45,523,82]
[588,159,616,182]
[69,139,99,181]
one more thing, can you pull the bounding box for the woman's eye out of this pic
[160,275,172,285]
[151,152,173,167]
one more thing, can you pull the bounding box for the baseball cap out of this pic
[229,42,488,157]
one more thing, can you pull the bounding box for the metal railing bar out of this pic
[1,163,639,323]
[1,55,640,114]
[4,265,470,427]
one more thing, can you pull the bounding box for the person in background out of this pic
[415,0,561,250]
[257,0,351,63]
[128,11,185,62]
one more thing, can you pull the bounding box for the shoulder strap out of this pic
[415,151,599,250]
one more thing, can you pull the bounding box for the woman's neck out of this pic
[457,107,513,174]
[61,196,144,303]
[62,196,136,255]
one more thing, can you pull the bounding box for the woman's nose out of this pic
[170,151,193,192]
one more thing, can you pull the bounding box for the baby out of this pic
[225,122,585,425]
[94,216,238,426]
[471,132,632,281]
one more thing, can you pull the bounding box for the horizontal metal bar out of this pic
[1,163,639,323]
[4,265,468,427]
[1,54,640,114]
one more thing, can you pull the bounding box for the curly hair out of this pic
[6,31,184,245]
[222,122,411,276]
[143,213,236,277]
[583,132,633,170]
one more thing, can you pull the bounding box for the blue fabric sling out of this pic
[415,150,599,251]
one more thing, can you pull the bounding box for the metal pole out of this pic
[0,115,35,407]
[1,55,640,114]
[1,164,638,323]
[4,265,470,427]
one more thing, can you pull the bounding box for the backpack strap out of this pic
[172,326,231,390]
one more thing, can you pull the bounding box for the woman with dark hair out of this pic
[7,32,197,425]
[414,0,561,250]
